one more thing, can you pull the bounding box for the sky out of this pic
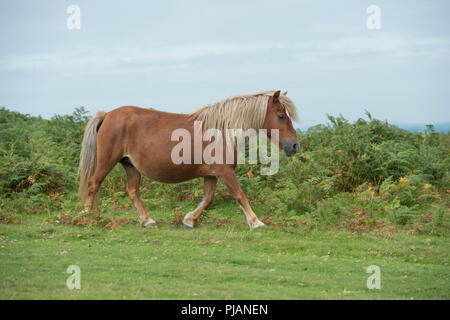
[0,0,449,127]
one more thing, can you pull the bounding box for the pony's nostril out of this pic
[283,141,299,156]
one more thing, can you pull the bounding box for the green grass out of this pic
[1,204,448,299]
[1,108,448,299]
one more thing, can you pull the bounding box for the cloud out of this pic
[0,42,277,74]
[293,33,450,65]
[0,33,449,76]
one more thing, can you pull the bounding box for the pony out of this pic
[78,90,299,229]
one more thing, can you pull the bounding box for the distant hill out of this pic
[299,122,450,133]
[393,122,450,133]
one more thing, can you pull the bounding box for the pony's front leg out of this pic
[216,169,265,229]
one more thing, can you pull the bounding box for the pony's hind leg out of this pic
[84,132,124,210]
[85,157,119,210]
[182,177,217,228]
[121,160,156,227]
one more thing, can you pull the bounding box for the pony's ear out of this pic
[282,91,288,96]
[273,90,281,103]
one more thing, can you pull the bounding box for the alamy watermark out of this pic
[67,5,81,30]
[66,265,81,290]
[170,121,280,175]
[366,265,381,289]
[366,5,381,30]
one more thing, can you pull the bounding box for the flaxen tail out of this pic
[78,111,107,204]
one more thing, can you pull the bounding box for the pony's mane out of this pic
[189,90,298,131]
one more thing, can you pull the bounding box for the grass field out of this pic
[1,108,448,299]
[0,202,448,300]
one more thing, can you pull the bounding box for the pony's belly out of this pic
[131,157,210,183]
[142,169,199,183]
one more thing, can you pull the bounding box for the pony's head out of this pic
[263,91,299,156]
[189,90,300,156]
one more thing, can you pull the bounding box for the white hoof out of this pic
[182,222,193,229]
[182,213,194,229]
[248,219,265,229]
[182,218,194,229]
[142,219,157,227]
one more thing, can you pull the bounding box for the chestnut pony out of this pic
[78,90,299,229]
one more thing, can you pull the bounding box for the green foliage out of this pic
[0,108,448,235]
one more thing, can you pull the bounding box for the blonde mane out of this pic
[189,90,298,131]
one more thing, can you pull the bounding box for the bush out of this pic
[0,107,448,234]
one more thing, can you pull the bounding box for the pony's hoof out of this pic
[182,222,193,229]
[144,221,157,228]
[249,220,265,229]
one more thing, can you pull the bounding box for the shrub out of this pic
[0,107,448,233]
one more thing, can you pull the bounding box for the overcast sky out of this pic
[0,0,449,127]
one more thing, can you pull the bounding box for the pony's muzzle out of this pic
[283,140,299,156]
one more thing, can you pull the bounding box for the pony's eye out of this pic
[277,114,285,120]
